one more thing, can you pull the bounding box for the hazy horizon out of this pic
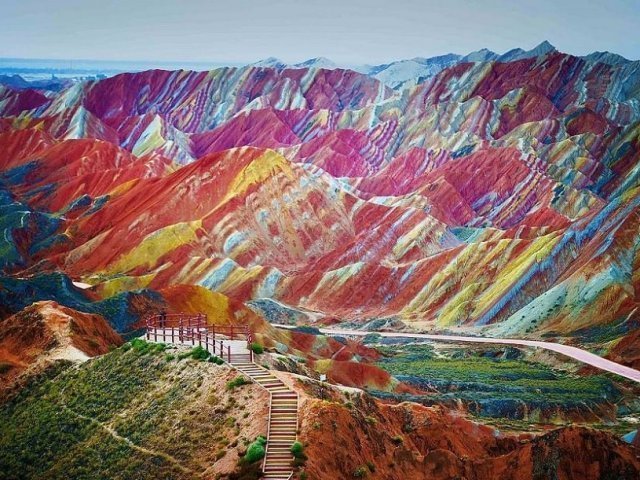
[0,39,636,72]
[2,0,639,65]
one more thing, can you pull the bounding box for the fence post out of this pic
[172,322,175,343]
[227,345,231,363]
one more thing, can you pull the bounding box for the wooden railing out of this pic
[144,313,254,363]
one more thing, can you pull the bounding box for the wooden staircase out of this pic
[143,316,298,479]
[233,362,298,480]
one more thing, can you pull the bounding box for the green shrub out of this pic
[226,376,249,390]
[164,354,175,362]
[291,441,307,467]
[190,345,211,361]
[250,343,264,355]
[290,441,305,458]
[243,436,267,464]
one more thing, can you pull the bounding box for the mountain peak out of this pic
[532,40,557,55]
[583,50,630,65]
[294,57,339,69]
[251,57,287,68]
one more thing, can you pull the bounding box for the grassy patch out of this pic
[126,338,167,355]
[376,343,619,404]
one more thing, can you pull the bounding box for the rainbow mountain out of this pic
[0,44,639,356]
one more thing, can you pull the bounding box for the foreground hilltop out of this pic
[1,341,639,480]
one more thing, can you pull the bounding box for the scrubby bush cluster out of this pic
[123,338,167,354]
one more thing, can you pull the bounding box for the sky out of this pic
[1,0,639,65]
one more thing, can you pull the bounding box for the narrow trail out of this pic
[57,382,196,475]
[272,324,640,384]
[61,404,196,474]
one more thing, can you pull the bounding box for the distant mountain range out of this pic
[2,41,636,90]
[247,41,636,87]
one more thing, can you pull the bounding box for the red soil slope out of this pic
[0,301,123,385]
[300,397,640,479]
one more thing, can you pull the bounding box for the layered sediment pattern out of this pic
[0,48,639,349]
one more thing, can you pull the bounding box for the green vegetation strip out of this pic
[0,339,237,480]
[376,344,619,403]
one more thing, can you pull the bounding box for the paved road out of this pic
[273,324,640,384]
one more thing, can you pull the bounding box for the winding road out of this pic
[273,324,640,384]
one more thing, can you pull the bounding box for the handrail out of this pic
[145,316,253,363]
[262,389,273,472]
[145,313,250,341]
